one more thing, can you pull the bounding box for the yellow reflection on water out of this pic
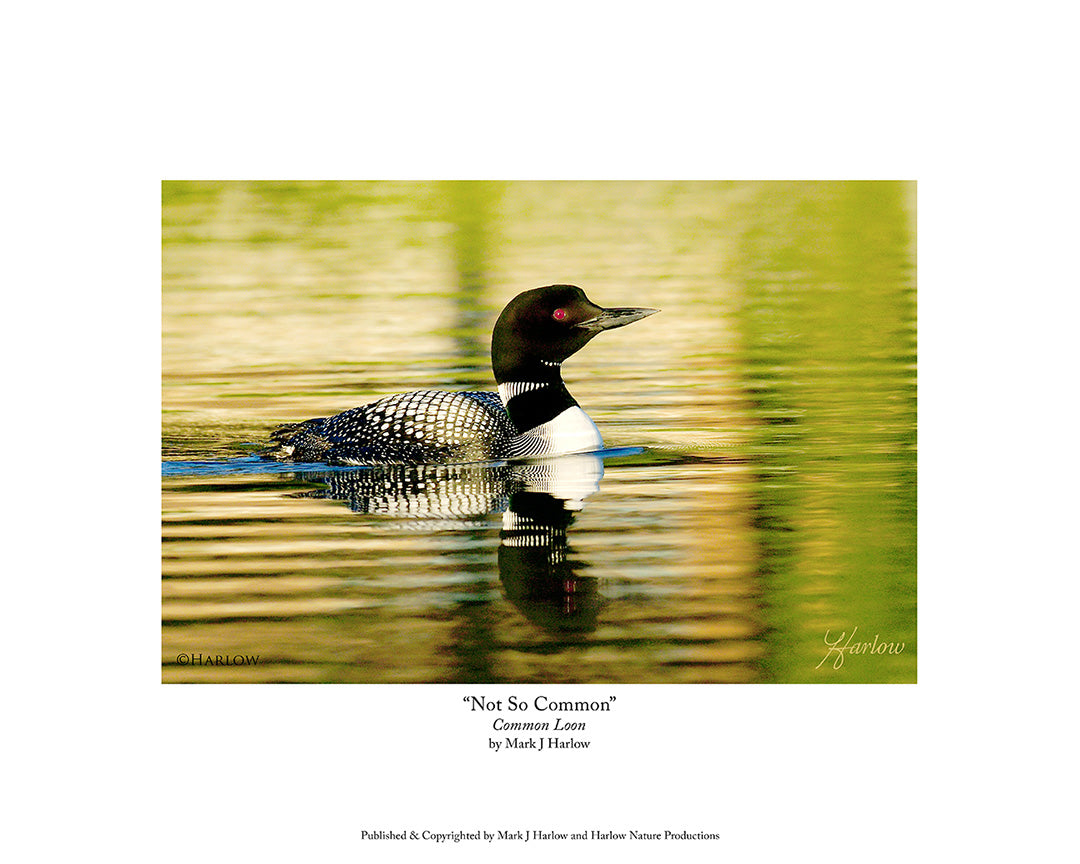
[162,181,915,683]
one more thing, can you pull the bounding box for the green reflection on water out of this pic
[731,182,916,682]
[162,181,916,683]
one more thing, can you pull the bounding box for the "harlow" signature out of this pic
[817,626,905,670]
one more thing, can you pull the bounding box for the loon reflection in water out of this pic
[288,453,610,633]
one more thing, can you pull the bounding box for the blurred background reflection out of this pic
[162,181,916,683]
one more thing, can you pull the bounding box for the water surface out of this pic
[162,181,916,683]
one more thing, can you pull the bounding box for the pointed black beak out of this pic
[575,306,659,332]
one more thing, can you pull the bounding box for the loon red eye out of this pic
[552,308,568,321]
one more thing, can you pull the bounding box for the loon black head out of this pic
[491,285,658,384]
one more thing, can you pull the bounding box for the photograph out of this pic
[162,180,916,685]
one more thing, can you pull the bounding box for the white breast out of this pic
[508,406,604,458]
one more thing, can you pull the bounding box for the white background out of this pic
[6,2,1075,861]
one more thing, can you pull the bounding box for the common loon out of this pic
[262,284,658,465]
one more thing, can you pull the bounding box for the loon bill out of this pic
[262,284,658,465]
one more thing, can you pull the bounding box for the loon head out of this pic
[491,285,658,383]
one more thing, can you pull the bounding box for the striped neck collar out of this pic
[497,376,579,435]
[498,380,549,405]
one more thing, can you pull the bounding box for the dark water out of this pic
[162,180,916,683]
